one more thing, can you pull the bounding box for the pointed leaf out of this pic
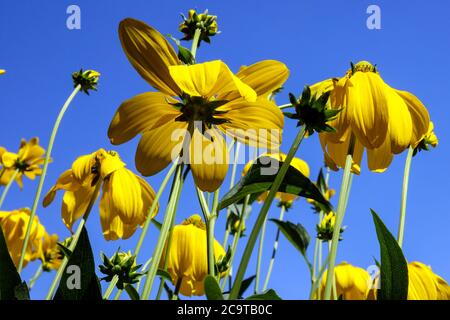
[246,289,282,300]
[204,275,224,300]
[0,226,23,300]
[371,209,408,300]
[270,219,310,257]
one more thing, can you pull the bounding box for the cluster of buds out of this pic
[284,86,341,136]
[72,69,100,94]
[99,250,142,290]
[179,9,218,46]
[316,211,344,241]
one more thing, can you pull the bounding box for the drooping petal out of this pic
[235,60,289,97]
[216,97,283,149]
[96,150,126,179]
[71,151,97,183]
[43,170,80,207]
[61,185,97,232]
[135,175,159,224]
[135,119,188,176]
[346,72,389,149]
[384,87,412,154]
[395,89,430,147]
[189,128,229,192]
[108,92,180,145]
[118,18,181,96]
[366,135,393,173]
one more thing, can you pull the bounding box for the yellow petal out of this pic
[136,119,188,176]
[169,60,257,101]
[384,87,412,154]
[61,185,96,232]
[235,60,289,97]
[217,97,283,149]
[367,135,393,173]
[43,170,79,207]
[96,150,125,179]
[135,175,159,224]
[395,89,430,148]
[347,72,389,149]
[71,151,97,183]
[408,262,438,300]
[118,18,181,96]
[189,128,229,192]
[108,92,180,145]
[1,151,18,168]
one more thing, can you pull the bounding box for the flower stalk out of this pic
[397,146,414,248]
[18,84,81,273]
[229,125,307,299]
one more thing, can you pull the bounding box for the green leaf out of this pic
[270,219,310,256]
[54,227,102,300]
[204,275,224,300]
[14,282,30,300]
[246,289,282,300]
[0,226,23,300]
[219,156,332,212]
[151,219,162,231]
[223,275,256,299]
[371,209,408,300]
[156,269,172,282]
[124,284,140,300]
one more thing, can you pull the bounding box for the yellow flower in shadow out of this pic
[312,61,430,174]
[160,214,226,296]
[242,153,310,206]
[40,232,63,271]
[0,137,46,189]
[0,208,45,268]
[43,149,158,240]
[108,18,288,192]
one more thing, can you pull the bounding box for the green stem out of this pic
[172,277,183,300]
[140,164,184,300]
[206,190,219,277]
[312,212,322,282]
[223,142,241,249]
[0,169,18,210]
[278,103,293,110]
[397,146,413,248]
[102,161,178,300]
[190,28,202,59]
[29,264,43,290]
[229,126,306,299]
[45,177,101,300]
[323,136,355,300]
[220,194,250,291]
[18,85,81,273]
[254,214,268,294]
[262,205,286,292]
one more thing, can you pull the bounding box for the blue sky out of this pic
[1,0,449,299]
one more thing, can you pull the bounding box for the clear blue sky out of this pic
[1,0,449,299]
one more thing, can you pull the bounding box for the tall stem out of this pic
[190,28,202,59]
[140,164,184,300]
[262,205,286,291]
[397,146,413,248]
[29,264,43,290]
[223,142,241,248]
[323,136,355,300]
[18,85,81,273]
[0,169,18,210]
[206,190,219,277]
[45,178,101,300]
[229,126,306,299]
[254,214,268,294]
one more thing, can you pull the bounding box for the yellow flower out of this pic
[312,61,430,174]
[0,137,46,189]
[320,262,371,300]
[43,149,159,240]
[108,18,287,192]
[0,69,5,74]
[369,261,450,300]
[160,214,226,296]
[316,211,343,241]
[0,208,45,268]
[242,153,310,205]
[307,183,335,213]
[40,232,63,271]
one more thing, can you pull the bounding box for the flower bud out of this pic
[72,69,100,94]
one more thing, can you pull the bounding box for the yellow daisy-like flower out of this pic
[108,18,287,192]
[0,137,46,189]
[40,232,63,271]
[312,61,430,174]
[43,149,158,241]
[368,261,450,300]
[0,208,45,268]
[320,262,371,300]
[242,153,310,205]
[160,214,226,296]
